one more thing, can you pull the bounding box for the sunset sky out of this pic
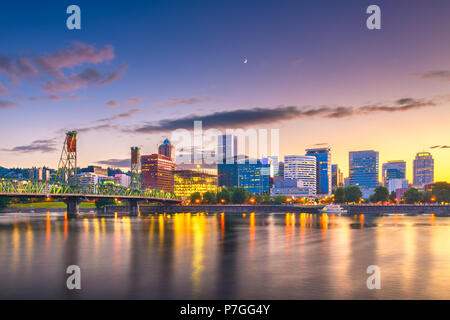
[0,0,449,182]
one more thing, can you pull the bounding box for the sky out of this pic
[0,0,449,183]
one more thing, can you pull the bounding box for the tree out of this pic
[217,188,231,204]
[273,195,286,205]
[334,187,346,203]
[345,186,363,203]
[0,197,11,210]
[202,191,216,204]
[404,188,422,204]
[231,187,249,204]
[190,192,202,204]
[431,182,450,203]
[372,186,389,203]
[390,191,397,202]
[95,198,117,209]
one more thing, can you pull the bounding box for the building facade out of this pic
[349,150,379,199]
[382,161,406,187]
[306,147,332,196]
[283,155,317,196]
[271,178,313,198]
[331,164,344,191]
[413,152,434,186]
[173,169,218,199]
[217,134,238,164]
[141,154,176,192]
[158,139,175,161]
[237,161,271,194]
[388,178,409,194]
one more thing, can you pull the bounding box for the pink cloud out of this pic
[34,42,115,78]
[43,65,126,94]
[124,97,140,105]
[106,100,119,107]
[0,82,6,95]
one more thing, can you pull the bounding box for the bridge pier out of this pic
[128,199,140,216]
[64,198,82,218]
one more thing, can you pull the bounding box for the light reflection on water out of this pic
[0,212,449,299]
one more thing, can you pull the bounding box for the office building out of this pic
[158,139,175,161]
[331,164,344,190]
[388,178,409,194]
[413,152,434,186]
[217,134,238,164]
[173,169,218,199]
[306,147,332,196]
[284,155,317,196]
[349,150,379,199]
[237,161,271,194]
[141,154,176,192]
[382,161,406,187]
[81,165,108,177]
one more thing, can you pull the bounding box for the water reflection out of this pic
[0,212,449,299]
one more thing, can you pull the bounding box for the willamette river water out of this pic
[0,211,449,299]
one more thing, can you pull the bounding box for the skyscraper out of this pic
[331,164,343,190]
[382,161,406,187]
[141,154,176,192]
[306,147,332,196]
[238,161,271,194]
[284,155,317,196]
[217,134,238,164]
[349,150,379,198]
[158,139,175,161]
[413,152,434,186]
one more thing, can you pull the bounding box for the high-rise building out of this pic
[413,152,434,186]
[349,150,379,199]
[141,154,176,192]
[283,155,317,196]
[278,161,284,178]
[388,178,409,194]
[262,156,279,178]
[158,139,175,161]
[331,164,344,190]
[217,134,238,164]
[306,147,332,196]
[382,161,406,187]
[173,168,218,199]
[237,161,271,194]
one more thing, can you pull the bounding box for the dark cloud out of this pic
[430,145,450,149]
[1,139,57,153]
[29,94,80,102]
[96,158,130,168]
[416,70,450,82]
[133,97,436,133]
[0,100,18,109]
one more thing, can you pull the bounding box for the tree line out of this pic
[333,182,450,204]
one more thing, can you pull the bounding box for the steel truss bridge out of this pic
[0,130,181,216]
[0,179,181,216]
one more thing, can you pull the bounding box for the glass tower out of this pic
[349,150,379,198]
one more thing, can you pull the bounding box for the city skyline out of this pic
[1,0,449,184]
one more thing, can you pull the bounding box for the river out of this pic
[0,211,449,299]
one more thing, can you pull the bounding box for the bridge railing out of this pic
[0,179,180,200]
